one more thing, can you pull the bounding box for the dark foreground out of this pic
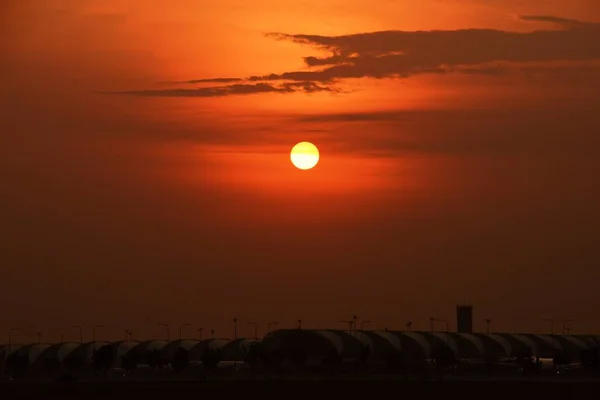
[2,379,600,399]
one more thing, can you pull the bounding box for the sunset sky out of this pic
[2,0,600,343]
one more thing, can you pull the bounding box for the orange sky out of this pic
[1,0,600,343]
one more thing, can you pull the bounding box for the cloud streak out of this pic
[112,15,600,97]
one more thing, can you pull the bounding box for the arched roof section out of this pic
[575,335,600,348]
[348,330,402,364]
[160,340,199,361]
[452,333,485,359]
[14,344,51,366]
[554,335,591,359]
[66,341,111,363]
[476,334,512,358]
[189,338,230,361]
[389,332,429,360]
[325,330,364,361]
[528,335,561,358]
[499,334,537,357]
[108,341,139,367]
[0,345,22,365]
[35,342,80,365]
[260,329,343,364]
[427,332,459,356]
[129,340,169,357]
[221,338,259,361]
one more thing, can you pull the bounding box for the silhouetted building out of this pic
[456,305,473,333]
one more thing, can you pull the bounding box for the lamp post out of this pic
[247,321,258,339]
[563,319,574,335]
[485,319,492,334]
[93,325,105,342]
[36,332,42,344]
[341,320,353,330]
[542,318,554,335]
[158,323,170,341]
[267,321,278,333]
[360,320,371,330]
[233,318,238,340]
[352,315,358,331]
[405,321,412,332]
[197,328,203,341]
[179,323,192,340]
[7,328,19,358]
[297,319,302,329]
[72,325,83,343]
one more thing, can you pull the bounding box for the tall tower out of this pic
[456,305,473,333]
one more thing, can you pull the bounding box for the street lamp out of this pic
[8,328,19,356]
[340,319,353,330]
[542,318,554,335]
[297,319,302,329]
[247,321,258,339]
[267,321,278,333]
[36,332,42,344]
[405,321,412,332]
[485,319,492,334]
[179,323,192,340]
[563,319,574,335]
[197,328,203,341]
[233,318,238,340]
[72,325,83,343]
[158,323,170,341]
[93,325,105,342]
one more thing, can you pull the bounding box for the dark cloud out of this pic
[113,14,600,97]
[107,81,337,97]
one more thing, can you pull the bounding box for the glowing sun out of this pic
[290,142,319,170]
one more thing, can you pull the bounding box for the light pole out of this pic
[297,319,302,329]
[352,315,358,331]
[542,318,554,335]
[267,321,278,333]
[36,332,42,344]
[179,323,192,340]
[72,325,83,343]
[405,321,412,332]
[341,320,353,330]
[8,328,19,357]
[93,325,105,342]
[158,323,170,341]
[563,319,574,335]
[210,329,215,338]
[360,320,371,330]
[485,319,492,334]
[233,318,238,340]
[197,328,203,341]
[247,321,258,339]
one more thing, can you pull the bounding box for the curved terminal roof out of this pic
[189,338,230,361]
[452,333,485,359]
[160,339,199,361]
[476,334,512,358]
[12,344,51,366]
[65,341,111,364]
[34,342,81,366]
[348,330,402,365]
[387,332,429,361]
[129,340,169,357]
[221,338,259,361]
[261,329,347,366]
[325,330,364,361]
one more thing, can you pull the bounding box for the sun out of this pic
[290,142,319,170]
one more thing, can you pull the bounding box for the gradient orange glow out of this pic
[2,0,600,342]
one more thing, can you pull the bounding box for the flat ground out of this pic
[2,377,600,399]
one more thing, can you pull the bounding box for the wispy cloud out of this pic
[111,15,600,97]
[105,81,338,97]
